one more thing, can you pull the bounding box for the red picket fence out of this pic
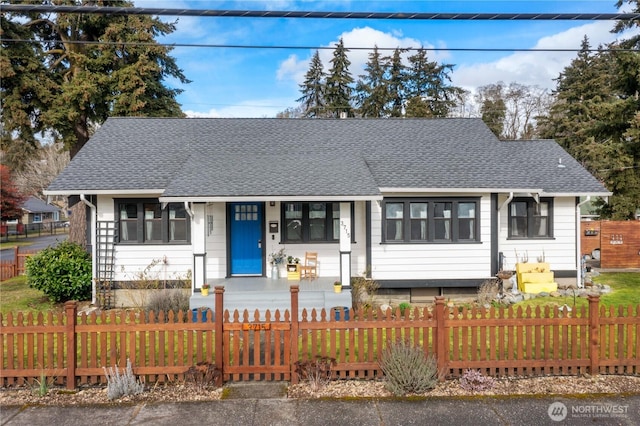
[0,247,37,281]
[1,286,638,389]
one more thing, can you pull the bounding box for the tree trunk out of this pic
[68,203,87,248]
[67,116,90,248]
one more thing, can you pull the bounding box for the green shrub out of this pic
[399,302,411,316]
[25,241,92,303]
[379,340,439,396]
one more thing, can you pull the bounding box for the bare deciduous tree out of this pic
[14,143,69,199]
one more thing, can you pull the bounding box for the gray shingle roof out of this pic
[46,117,610,197]
[22,196,60,213]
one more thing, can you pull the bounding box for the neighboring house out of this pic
[44,117,610,300]
[21,196,61,225]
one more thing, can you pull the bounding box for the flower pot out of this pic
[271,264,279,279]
[201,287,209,296]
[334,284,342,293]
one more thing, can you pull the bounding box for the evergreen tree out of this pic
[385,48,408,117]
[354,46,389,117]
[1,1,190,245]
[538,35,639,219]
[403,48,462,118]
[325,38,354,118]
[1,1,189,159]
[297,50,326,118]
[476,83,507,138]
[613,0,640,49]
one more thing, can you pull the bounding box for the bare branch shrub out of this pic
[184,362,221,390]
[294,356,336,392]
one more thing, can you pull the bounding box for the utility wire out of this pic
[1,4,639,21]
[1,39,636,53]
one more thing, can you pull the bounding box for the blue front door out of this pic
[229,203,264,275]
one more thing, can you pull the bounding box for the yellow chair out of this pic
[515,262,558,293]
[300,252,318,280]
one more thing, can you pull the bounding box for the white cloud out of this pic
[184,97,296,118]
[452,21,633,92]
[276,26,427,85]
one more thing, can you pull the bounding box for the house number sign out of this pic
[609,234,624,245]
[242,323,271,331]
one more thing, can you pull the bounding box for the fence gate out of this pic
[222,312,292,381]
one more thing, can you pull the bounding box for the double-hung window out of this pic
[282,202,352,243]
[382,198,480,243]
[508,198,553,239]
[116,199,190,244]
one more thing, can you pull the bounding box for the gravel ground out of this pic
[1,375,639,406]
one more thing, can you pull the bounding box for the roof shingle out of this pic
[46,118,609,197]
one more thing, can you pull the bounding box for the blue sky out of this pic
[136,1,638,117]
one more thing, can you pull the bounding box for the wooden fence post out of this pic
[290,285,299,384]
[588,294,600,375]
[434,296,447,379]
[65,300,77,390]
[214,286,224,386]
[13,246,19,277]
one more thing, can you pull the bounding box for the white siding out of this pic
[205,203,227,279]
[498,196,577,271]
[96,195,193,282]
[261,201,367,278]
[370,194,493,281]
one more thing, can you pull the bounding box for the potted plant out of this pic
[286,256,300,272]
[201,283,210,296]
[333,281,342,293]
[269,248,287,279]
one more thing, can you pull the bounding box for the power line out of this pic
[1,38,635,53]
[1,4,639,21]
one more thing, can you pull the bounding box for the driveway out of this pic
[0,234,68,262]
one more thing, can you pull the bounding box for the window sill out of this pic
[507,237,555,240]
[381,240,482,244]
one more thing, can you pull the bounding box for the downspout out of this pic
[80,194,97,305]
[184,201,194,219]
[576,196,591,288]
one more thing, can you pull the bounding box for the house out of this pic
[44,117,610,305]
[21,196,61,224]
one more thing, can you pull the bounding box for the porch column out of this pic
[191,203,206,292]
[339,202,351,288]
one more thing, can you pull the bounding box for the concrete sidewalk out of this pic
[2,394,638,426]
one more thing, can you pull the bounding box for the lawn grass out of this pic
[512,272,640,311]
[0,275,58,316]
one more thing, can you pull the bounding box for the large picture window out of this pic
[282,202,352,243]
[116,199,190,244]
[382,198,480,243]
[508,198,553,239]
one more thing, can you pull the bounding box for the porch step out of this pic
[222,382,288,399]
[189,289,351,318]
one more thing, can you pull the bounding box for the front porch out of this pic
[189,276,351,318]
